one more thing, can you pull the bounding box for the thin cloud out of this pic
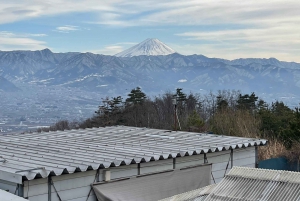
[87,45,124,55]
[175,23,300,61]
[0,31,47,50]
[86,41,138,55]
[30,33,47,37]
[114,42,137,45]
[86,1,300,27]
[55,25,79,33]
[0,31,15,38]
[1,1,300,27]
[1,1,300,61]
[0,1,118,24]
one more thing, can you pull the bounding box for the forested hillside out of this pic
[39,88,300,162]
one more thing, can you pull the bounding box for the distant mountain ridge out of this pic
[0,41,300,106]
[0,76,20,92]
[115,38,176,57]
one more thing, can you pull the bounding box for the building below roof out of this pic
[0,126,267,201]
[0,126,266,181]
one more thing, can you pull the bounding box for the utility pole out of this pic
[172,95,177,131]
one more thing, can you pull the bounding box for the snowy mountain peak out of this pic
[115,38,176,57]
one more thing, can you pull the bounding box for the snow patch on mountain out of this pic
[59,74,105,86]
[115,38,176,57]
[178,79,187,83]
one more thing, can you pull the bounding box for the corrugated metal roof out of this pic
[158,184,217,201]
[204,166,300,201]
[0,126,267,181]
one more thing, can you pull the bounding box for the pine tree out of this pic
[237,92,258,110]
[176,88,187,102]
[216,95,229,111]
[187,110,205,132]
[126,87,146,105]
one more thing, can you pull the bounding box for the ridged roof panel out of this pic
[0,126,267,181]
[205,166,300,201]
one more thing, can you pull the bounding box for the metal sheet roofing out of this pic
[158,184,217,201]
[204,166,300,201]
[0,126,267,181]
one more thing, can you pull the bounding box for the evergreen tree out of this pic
[216,95,229,111]
[278,105,300,148]
[176,88,187,102]
[126,87,146,105]
[237,92,258,110]
[258,101,296,148]
[187,110,205,131]
[111,96,123,111]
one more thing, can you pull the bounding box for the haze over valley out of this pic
[1,38,300,133]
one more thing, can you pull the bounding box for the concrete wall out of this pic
[24,170,101,201]
[110,164,138,179]
[176,154,204,169]
[140,159,173,174]
[206,150,232,184]
[207,147,256,184]
[233,147,256,168]
[0,179,17,194]
[21,146,256,201]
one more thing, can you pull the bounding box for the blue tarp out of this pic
[259,157,299,171]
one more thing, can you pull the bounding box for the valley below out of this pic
[1,39,300,133]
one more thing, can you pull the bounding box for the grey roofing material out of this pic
[158,184,217,201]
[204,166,300,201]
[0,126,267,181]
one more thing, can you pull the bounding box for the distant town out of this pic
[0,84,102,134]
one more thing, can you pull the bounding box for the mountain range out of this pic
[1,38,300,105]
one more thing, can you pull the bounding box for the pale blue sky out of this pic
[0,0,300,62]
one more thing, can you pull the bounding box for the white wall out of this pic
[176,154,204,169]
[21,146,256,201]
[206,150,232,184]
[206,147,256,184]
[110,164,138,179]
[233,146,256,168]
[24,170,100,201]
[23,164,139,201]
[23,178,47,201]
[0,179,17,194]
[140,160,173,174]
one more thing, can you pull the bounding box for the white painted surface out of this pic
[140,159,173,174]
[233,147,256,168]
[0,180,17,194]
[104,170,111,181]
[110,164,138,179]
[23,178,47,197]
[176,155,204,169]
[207,147,256,184]
[20,146,257,200]
[205,150,231,184]
[0,171,22,184]
[1,189,27,201]
[24,170,100,201]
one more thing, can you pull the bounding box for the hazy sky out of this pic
[1,0,300,62]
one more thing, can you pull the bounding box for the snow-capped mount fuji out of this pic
[115,38,176,57]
